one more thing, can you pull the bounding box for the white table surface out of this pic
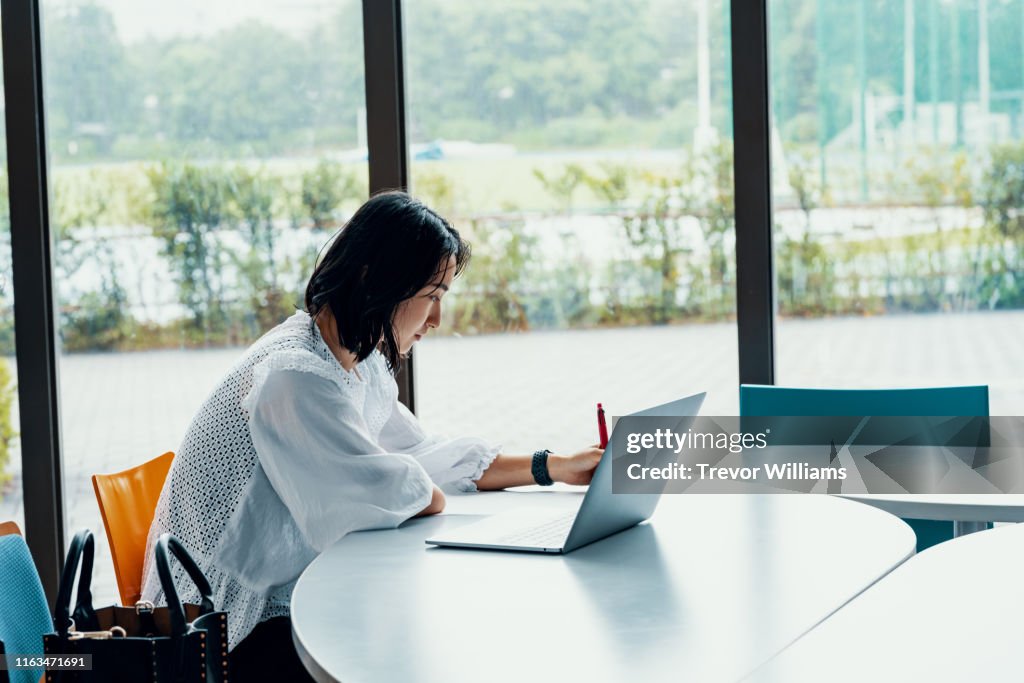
[839,493,1024,522]
[750,521,1024,682]
[291,490,914,683]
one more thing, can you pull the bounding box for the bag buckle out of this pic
[68,625,127,640]
[135,600,155,614]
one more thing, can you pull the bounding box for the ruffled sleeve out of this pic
[242,360,434,553]
[378,400,501,493]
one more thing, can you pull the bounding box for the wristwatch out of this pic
[532,449,554,486]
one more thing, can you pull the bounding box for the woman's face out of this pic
[392,255,457,354]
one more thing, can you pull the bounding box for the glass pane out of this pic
[406,0,738,452]
[770,0,1024,412]
[43,0,367,603]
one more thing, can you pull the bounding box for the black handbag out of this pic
[44,530,229,683]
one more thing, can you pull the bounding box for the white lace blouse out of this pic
[140,310,500,649]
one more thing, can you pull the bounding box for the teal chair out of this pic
[0,523,52,683]
[739,384,990,551]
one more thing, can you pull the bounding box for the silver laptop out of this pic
[425,393,706,553]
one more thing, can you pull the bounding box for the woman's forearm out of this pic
[474,454,534,490]
[474,453,573,490]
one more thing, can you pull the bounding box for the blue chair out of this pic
[0,522,52,683]
[739,385,990,551]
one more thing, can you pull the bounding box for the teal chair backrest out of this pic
[0,534,52,683]
[739,385,989,417]
[738,384,990,551]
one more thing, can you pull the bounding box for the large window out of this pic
[42,0,367,602]
[406,0,738,452]
[770,0,1024,413]
[15,0,1010,594]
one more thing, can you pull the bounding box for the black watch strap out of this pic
[532,449,554,486]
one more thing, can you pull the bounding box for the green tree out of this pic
[404,0,689,143]
[978,143,1024,307]
[778,151,838,317]
[307,0,368,147]
[43,2,134,159]
[54,173,133,350]
[777,233,837,317]
[621,172,690,324]
[583,163,631,208]
[226,166,292,337]
[411,169,458,217]
[449,217,534,333]
[301,159,360,230]
[686,141,736,318]
[146,162,231,337]
[532,165,586,213]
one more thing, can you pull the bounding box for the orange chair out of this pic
[92,451,175,606]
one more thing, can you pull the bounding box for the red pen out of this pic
[597,403,609,448]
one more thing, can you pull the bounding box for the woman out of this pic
[140,191,603,680]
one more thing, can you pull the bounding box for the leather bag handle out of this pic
[154,533,215,638]
[54,529,98,636]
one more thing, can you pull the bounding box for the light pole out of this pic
[951,0,962,148]
[695,0,717,150]
[978,0,990,146]
[930,0,940,144]
[904,0,916,148]
[858,0,868,200]
[817,0,828,190]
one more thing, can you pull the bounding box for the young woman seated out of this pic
[140,191,603,680]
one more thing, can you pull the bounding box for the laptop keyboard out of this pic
[496,512,576,547]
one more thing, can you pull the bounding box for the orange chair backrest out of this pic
[0,520,21,536]
[92,451,174,606]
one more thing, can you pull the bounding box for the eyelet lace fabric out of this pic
[140,310,500,649]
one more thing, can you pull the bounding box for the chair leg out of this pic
[953,521,990,537]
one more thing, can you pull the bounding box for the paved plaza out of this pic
[3,309,1024,602]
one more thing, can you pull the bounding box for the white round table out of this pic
[840,493,1024,535]
[291,490,914,683]
[750,521,1024,682]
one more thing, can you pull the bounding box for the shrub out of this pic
[300,159,360,230]
[0,357,17,494]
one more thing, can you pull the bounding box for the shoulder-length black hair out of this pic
[305,191,470,373]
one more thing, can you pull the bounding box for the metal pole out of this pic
[696,0,714,147]
[904,0,916,148]
[930,0,940,144]
[952,0,963,148]
[978,0,990,146]
[858,0,868,201]
[817,0,828,190]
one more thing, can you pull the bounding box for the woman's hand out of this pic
[548,445,604,486]
[415,485,446,516]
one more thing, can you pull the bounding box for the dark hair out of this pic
[305,191,470,372]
